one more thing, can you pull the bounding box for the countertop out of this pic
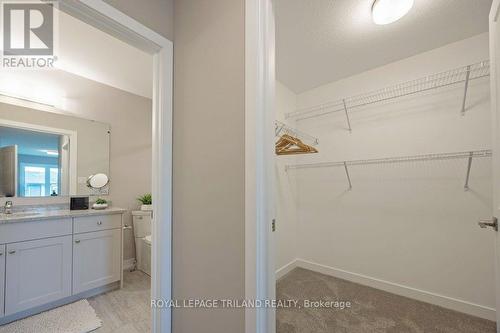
[0,207,126,224]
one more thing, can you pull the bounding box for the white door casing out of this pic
[245,0,276,332]
[489,0,500,330]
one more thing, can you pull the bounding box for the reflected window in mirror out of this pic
[0,125,69,197]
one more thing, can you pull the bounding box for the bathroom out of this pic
[0,5,154,332]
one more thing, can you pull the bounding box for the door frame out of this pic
[245,0,276,332]
[58,1,173,332]
[489,0,500,329]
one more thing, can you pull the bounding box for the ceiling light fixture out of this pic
[41,150,59,156]
[372,0,414,25]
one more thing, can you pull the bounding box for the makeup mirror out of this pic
[87,173,109,189]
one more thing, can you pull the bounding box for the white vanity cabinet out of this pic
[73,229,121,294]
[72,215,122,294]
[0,210,124,324]
[5,236,72,315]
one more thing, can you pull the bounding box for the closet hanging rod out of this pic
[285,149,491,171]
[286,60,490,121]
[275,120,319,146]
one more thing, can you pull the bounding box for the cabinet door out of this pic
[0,245,5,318]
[73,229,121,294]
[5,236,72,315]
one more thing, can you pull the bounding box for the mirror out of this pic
[87,173,109,189]
[0,101,110,197]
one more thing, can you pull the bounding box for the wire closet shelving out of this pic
[285,60,490,130]
[275,120,319,146]
[286,149,492,191]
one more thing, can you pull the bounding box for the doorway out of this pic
[1,0,173,332]
[251,0,500,332]
[21,2,173,332]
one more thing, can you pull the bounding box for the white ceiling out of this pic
[275,0,493,93]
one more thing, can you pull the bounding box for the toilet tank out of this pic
[131,211,152,238]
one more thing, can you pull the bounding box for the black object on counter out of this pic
[70,196,89,210]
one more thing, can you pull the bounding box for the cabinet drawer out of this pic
[74,214,122,234]
[0,218,72,244]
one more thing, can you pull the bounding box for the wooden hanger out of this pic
[276,134,318,155]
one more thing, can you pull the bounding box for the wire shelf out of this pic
[275,120,319,146]
[286,149,491,171]
[286,60,490,121]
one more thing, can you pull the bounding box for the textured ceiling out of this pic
[275,0,492,93]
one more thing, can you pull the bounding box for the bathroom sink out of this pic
[0,212,42,219]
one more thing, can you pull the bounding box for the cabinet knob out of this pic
[75,240,80,244]
[97,221,102,225]
[123,224,132,230]
[8,250,15,254]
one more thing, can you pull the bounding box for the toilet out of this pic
[132,210,152,276]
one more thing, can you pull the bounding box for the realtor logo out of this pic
[1,0,58,69]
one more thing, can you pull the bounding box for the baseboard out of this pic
[123,258,136,271]
[276,259,298,280]
[295,259,496,321]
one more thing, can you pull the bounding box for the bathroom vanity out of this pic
[0,93,133,325]
[0,207,126,324]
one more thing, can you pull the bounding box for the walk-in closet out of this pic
[274,1,496,332]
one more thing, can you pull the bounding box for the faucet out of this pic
[4,201,12,214]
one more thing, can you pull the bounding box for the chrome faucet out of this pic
[4,201,13,214]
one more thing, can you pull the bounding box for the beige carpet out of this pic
[277,268,496,333]
[0,299,102,333]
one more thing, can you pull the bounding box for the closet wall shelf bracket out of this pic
[343,161,352,190]
[342,99,352,133]
[464,151,474,191]
[461,65,471,116]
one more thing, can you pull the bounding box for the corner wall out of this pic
[172,0,246,332]
[280,33,495,319]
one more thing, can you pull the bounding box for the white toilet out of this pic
[132,210,152,276]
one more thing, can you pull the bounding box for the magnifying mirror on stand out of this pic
[87,173,109,194]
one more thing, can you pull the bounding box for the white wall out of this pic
[275,81,299,276]
[278,33,496,319]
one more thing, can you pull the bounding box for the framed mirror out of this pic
[0,101,110,197]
